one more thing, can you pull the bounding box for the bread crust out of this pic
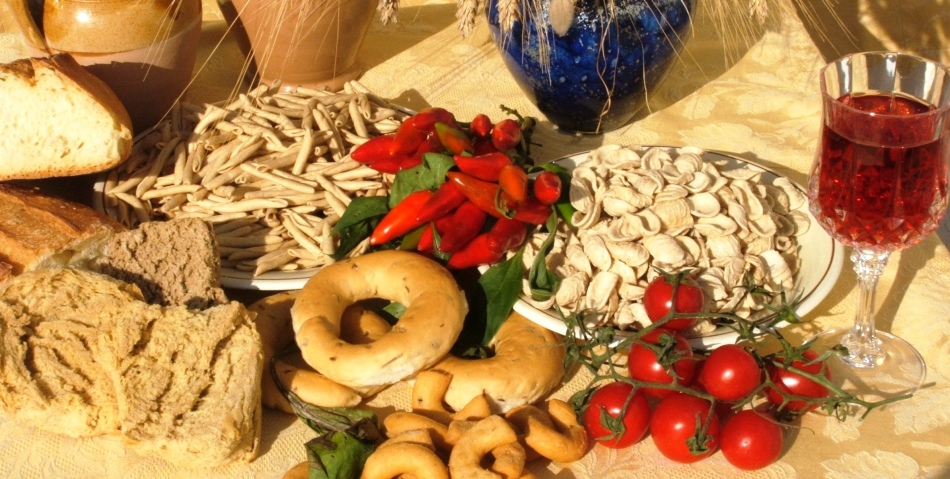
[291,250,468,395]
[0,183,124,274]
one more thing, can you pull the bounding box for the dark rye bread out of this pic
[0,268,263,467]
[89,217,229,309]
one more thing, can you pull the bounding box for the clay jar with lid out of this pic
[43,0,202,133]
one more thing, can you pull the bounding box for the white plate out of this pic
[488,148,844,349]
[218,268,314,291]
[92,180,318,291]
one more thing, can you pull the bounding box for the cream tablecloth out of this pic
[0,1,949,478]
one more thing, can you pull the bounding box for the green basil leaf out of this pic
[477,249,526,344]
[527,214,560,301]
[332,196,389,259]
[304,430,375,479]
[389,153,455,207]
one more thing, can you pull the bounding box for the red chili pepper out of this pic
[491,118,522,150]
[417,215,453,253]
[469,113,493,138]
[498,164,528,203]
[438,201,487,253]
[485,217,527,254]
[369,190,433,245]
[351,134,394,163]
[398,131,443,170]
[410,107,457,131]
[445,233,504,270]
[415,181,467,223]
[453,152,512,182]
[434,122,473,155]
[390,120,428,156]
[510,196,552,225]
[446,171,505,219]
[350,134,414,173]
[532,171,563,205]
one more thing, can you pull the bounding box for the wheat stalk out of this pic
[377,0,399,25]
[456,0,480,37]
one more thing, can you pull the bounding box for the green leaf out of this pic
[527,214,560,301]
[381,301,406,319]
[284,390,380,479]
[331,196,389,259]
[304,430,376,479]
[389,153,455,206]
[477,249,526,344]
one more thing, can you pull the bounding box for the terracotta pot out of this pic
[43,0,202,134]
[217,0,376,92]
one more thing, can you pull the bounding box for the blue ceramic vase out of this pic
[487,0,693,134]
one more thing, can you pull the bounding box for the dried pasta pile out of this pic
[99,81,405,276]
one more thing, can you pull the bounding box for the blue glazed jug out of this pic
[487,0,693,134]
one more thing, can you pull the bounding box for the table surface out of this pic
[1,1,949,478]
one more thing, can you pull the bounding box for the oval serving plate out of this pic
[486,148,844,350]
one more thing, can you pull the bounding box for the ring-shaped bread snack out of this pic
[250,291,374,412]
[292,250,468,394]
[433,312,566,413]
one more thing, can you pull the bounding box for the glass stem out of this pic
[842,249,890,368]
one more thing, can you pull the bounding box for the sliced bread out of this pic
[0,54,133,180]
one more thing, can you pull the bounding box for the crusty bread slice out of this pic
[0,54,133,180]
[0,183,124,275]
[0,268,263,467]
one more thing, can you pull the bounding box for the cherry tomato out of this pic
[642,275,705,331]
[720,410,784,470]
[491,118,522,150]
[627,328,697,399]
[698,344,762,402]
[650,392,720,463]
[582,382,651,449]
[469,113,493,138]
[532,171,562,205]
[765,349,831,414]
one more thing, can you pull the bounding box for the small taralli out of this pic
[99,80,404,276]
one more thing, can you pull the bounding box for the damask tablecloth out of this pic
[0,1,948,478]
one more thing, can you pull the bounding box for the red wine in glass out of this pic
[812,92,949,251]
[806,52,950,402]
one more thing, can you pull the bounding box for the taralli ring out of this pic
[433,312,566,413]
[249,291,364,411]
[292,250,468,394]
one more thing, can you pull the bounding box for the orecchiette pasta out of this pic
[515,145,809,334]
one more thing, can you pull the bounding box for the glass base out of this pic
[807,328,926,402]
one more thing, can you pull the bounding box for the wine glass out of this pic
[806,51,950,400]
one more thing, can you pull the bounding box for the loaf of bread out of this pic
[0,183,124,275]
[0,268,262,468]
[0,54,133,180]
